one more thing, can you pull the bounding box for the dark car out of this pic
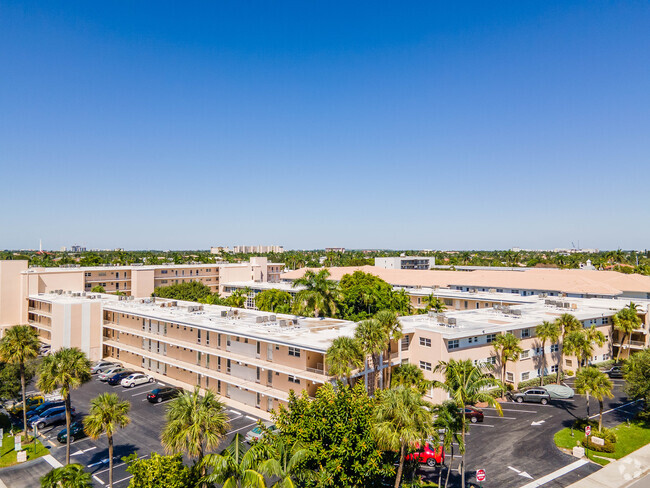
[26,401,66,420]
[459,405,484,423]
[147,387,183,403]
[107,370,135,386]
[509,388,551,405]
[605,366,624,379]
[57,420,86,443]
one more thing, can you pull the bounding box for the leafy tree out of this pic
[161,386,229,479]
[255,289,293,314]
[90,285,106,293]
[434,359,502,488]
[492,332,522,394]
[292,270,340,318]
[0,359,38,401]
[556,314,583,384]
[354,318,389,393]
[391,363,430,395]
[224,288,250,308]
[373,386,435,488]
[535,320,560,386]
[338,271,393,320]
[41,463,93,488]
[390,289,413,316]
[325,337,363,385]
[272,383,391,488]
[575,366,613,431]
[125,452,198,488]
[257,437,310,488]
[37,348,91,464]
[200,433,267,488]
[153,281,213,302]
[624,349,650,412]
[613,303,642,361]
[84,393,131,488]
[374,310,402,388]
[433,401,464,488]
[0,325,40,439]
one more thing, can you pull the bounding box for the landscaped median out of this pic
[554,417,650,466]
[0,432,49,468]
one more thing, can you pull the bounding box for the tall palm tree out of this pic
[433,359,502,488]
[255,289,293,314]
[582,326,606,367]
[423,294,446,313]
[40,463,93,488]
[83,393,130,488]
[37,348,92,464]
[374,310,403,388]
[200,433,267,488]
[292,269,340,318]
[392,363,431,394]
[373,386,435,488]
[492,333,523,395]
[390,289,413,316]
[535,320,560,386]
[434,401,464,488]
[575,366,614,431]
[161,386,229,478]
[613,303,642,361]
[0,325,40,440]
[325,336,363,385]
[354,318,389,393]
[562,330,590,371]
[257,438,310,488]
[556,314,583,384]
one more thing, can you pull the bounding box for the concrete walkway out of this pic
[566,443,650,488]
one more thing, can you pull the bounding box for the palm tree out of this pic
[41,463,93,488]
[392,363,431,394]
[325,336,363,384]
[373,386,435,488]
[200,433,267,488]
[161,386,229,478]
[0,325,40,440]
[613,303,642,361]
[374,310,403,388]
[37,348,92,464]
[423,294,446,313]
[391,289,413,316]
[556,313,583,384]
[292,269,340,318]
[575,366,614,431]
[535,320,560,386]
[354,318,389,393]
[492,333,523,395]
[583,326,606,367]
[257,438,310,488]
[562,330,590,371]
[255,289,293,314]
[433,359,502,488]
[83,393,130,488]
[434,401,464,488]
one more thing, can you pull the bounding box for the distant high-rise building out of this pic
[70,245,86,252]
[325,247,346,253]
[231,245,284,254]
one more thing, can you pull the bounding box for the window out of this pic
[288,375,300,384]
[566,359,572,367]
[486,334,497,343]
[419,361,432,371]
[486,356,497,365]
[521,329,530,338]
[419,337,431,347]
[535,347,543,355]
[521,350,530,360]
[448,339,459,350]
[444,299,453,306]
[401,336,410,349]
[521,372,530,381]
[550,344,559,353]
[464,301,468,308]
[551,365,558,373]
[506,372,514,382]
[288,347,301,357]
[468,336,479,344]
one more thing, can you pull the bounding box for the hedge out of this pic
[583,436,616,453]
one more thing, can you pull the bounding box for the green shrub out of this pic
[573,418,599,431]
[565,370,574,377]
[0,412,10,430]
[517,373,566,388]
[582,436,615,453]
[592,359,616,369]
[635,410,650,422]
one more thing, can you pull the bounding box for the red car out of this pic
[459,405,484,423]
[405,443,445,467]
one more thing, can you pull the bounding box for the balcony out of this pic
[628,340,646,349]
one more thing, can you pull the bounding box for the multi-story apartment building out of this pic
[232,245,285,254]
[375,256,435,270]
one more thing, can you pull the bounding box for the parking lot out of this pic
[31,375,265,487]
[419,377,643,488]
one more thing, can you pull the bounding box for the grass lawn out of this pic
[554,419,650,466]
[0,432,49,468]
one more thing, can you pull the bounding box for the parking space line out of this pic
[131,389,152,397]
[484,415,517,420]
[470,424,494,428]
[228,409,241,415]
[588,399,640,419]
[483,407,537,414]
[113,475,134,485]
[93,475,105,485]
[94,454,148,475]
[245,415,257,421]
[517,459,588,488]
[230,422,258,434]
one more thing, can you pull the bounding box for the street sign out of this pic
[476,469,486,482]
[14,435,21,452]
[585,426,591,436]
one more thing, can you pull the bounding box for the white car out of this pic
[120,373,154,388]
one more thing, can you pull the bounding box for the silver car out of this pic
[92,361,121,374]
[31,406,75,429]
[98,366,127,381]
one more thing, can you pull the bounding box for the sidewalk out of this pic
[565,443,650,488]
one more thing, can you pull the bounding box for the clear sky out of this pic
[1,1,649,251]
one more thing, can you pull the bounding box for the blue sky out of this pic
[1,1,649,250]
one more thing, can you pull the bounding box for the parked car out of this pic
[31,406,75,429]
[9,395,45,415]
[98,367,127,381]
[27,401,66,420]
[509,388,551,405]
[120,373,154,388]
[605,366,624,379]
[39,344,51,356]
[405,443,445,467]
[92,361,121,375]
[459,405,484,423]
[245,422,277,443]
[107,370,136,386]
[57,420,87,443]
[147,387,183,403]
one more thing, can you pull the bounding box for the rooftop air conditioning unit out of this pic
[221,311,228,317]
[447,318,457,326]
[279,320,287,327]
[255,316,264,323]
[269,315,276,321]
[489,288,497,293]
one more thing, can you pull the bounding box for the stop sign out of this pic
[476,469,486,482]
[585,426,591,436]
